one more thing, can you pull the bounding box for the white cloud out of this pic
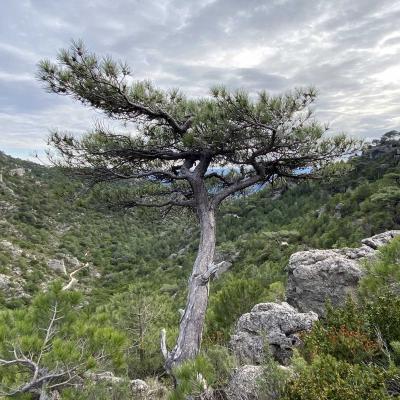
[0,0,399,159]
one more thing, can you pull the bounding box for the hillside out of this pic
[1,131,400,398]
[1,131,400,319]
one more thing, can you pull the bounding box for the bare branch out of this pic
[160,329,169,361]
[118,198,195,209]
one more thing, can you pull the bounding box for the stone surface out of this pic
[225,365,264,400]
[64,255,81,268]
[0,240,23,257]
[9,167,26,177]
[0,274,12,290]
[85,371,148,393]
[361,230,400,249]
[130,379,149,393]
[230,302,318,366]
[286,230,400,316]
[47,259,67,275]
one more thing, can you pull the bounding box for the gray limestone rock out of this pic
[230,302,318,366]
[286,230,400,316]
[0,274,12,290]
[47,259,67,275]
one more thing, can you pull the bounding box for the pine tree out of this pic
[37,40,358,371]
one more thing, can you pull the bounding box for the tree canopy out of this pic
[37,40,357,211]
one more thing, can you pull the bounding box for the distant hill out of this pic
[0,131,399,318]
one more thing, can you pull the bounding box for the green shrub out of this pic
[63,380,133,400]
[203,345,236,387]
[364,292,400,347]
[169,355,214,400]
[284,354,391,400]
[360,236,400,296]
[257,347,289,400]
[302,300,381,364]
[169,346,235,400]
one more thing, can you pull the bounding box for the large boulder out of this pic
[230,302,317,366]
[286,230,400,316]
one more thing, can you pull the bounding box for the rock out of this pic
[177,248,185,256]
[286,230,400,316]
[0,274,12,290]
[230,302,318,366]
[86,371,121,384]
[286,250,363,316]
[85,371,148,394]
[9,168,25,177]
[131,379,149,393]
[0,240,22,257]
[64,256,80,268]
[334,202,344,218]
[225,365,263,400]
[316,205,326,218]
[361,230,400,249]
[0,201,15,211]
[47,259,67,275]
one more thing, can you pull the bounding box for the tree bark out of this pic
[165,183,216,371]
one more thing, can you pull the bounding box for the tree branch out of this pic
[117,198,195,209]
[204,172,233,185]
[160,328,169,360]
[211,175,262,207]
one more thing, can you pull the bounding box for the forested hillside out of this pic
[1,130,400,398]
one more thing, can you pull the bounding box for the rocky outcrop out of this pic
[230,302,318,366]
[225,365,264,400]
[0,274,12,290]
[0,240,23,257]
[9,167,26,177]
[47,259,67,275]
[286,230,400,316]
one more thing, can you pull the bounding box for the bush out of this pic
[302,300,380,364]
[283,354,391,400]
[360,236,400,296]
[169,346,235,400]
[63,380,133,400]
[169,355,215,400]
[364,291,400,347]
[257,347,289,400]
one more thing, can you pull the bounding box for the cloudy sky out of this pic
[1,0,400,159]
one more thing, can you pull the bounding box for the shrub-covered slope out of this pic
[0,131,400,396]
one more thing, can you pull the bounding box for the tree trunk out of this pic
[165,196,216,371]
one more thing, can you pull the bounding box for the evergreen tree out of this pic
[37,40,357,370]
[0,284,127,399]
